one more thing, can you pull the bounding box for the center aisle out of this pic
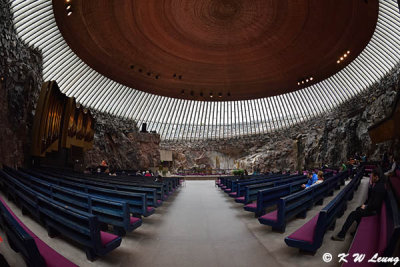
[123,180,280,267]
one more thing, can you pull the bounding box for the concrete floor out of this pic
[0,177,369,267]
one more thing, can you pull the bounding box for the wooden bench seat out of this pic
[3,169,142,236]
[258,171,348,232]
[344,189,400,267]
[284,168,363,252]
[0,197,78,267]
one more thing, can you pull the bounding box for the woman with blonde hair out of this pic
[314,171,324,185]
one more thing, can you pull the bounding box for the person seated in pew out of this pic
[313,171,324,185]
[340,163,347,172]
[155,175,163,183]
[145,170,152,177]
[331,168,386,241]
[301,172,318,189]
[384,155,398,177]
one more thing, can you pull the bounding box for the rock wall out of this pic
[0,0,43,167]
[162,65,400,172]
[84,112,160,170]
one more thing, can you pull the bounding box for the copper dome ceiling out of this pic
[53,0,378,101]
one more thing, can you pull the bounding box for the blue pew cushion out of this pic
[286,214,319,244]
[100,231,119,247]
[260,210,278,222]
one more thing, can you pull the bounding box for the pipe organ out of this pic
[32,81,94,157]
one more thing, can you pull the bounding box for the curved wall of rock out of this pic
[161,66,400,172]
[84,111,161,171]
[0,0,43,167]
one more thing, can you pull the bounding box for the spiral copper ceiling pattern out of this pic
[11,0,400,140]
[53,0,378,101]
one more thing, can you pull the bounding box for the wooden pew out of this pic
[0,172,122,261]
[24,168,161,207]
[4,168,152,217]
[0,196,78,267]
[284,167,363,252]
[3,170,142,236]
[343,188,400,267]
[258,171,349,232]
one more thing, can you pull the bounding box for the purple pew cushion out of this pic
[378,202,387,253]
[287,214,319,244]
[147,207,155,213]
[157,200,162,205]
[130,216,141,225]
[0,198,36,237]
[0,197,77,266]
[391,177,400,200]
[259,210,278,222]
[396,169,400,178]
[229,192,237,197]
[100,231,119,247]
[244,202,257,209]
[344,215,379,267]
[224,189,231,192]
[35,238,78,267]
[235,196,245,202]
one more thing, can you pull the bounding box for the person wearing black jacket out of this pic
[332,168,386,241]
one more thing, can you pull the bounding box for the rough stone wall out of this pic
[0,0,43,167]
[161,65,400,172]
[84,111,160,170]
